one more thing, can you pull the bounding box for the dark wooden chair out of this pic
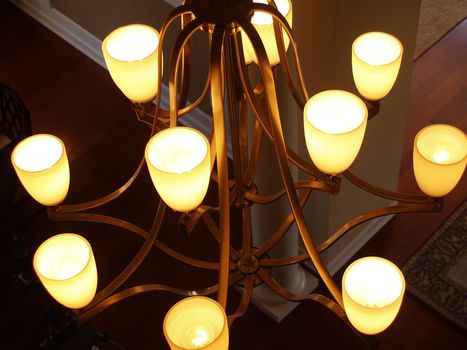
[0,80,32,209]
[0,81,34,288]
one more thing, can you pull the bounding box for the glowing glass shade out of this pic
[102,24,160,103]
[240,31,254,65]
[343,257,405,335]
[303,90,368,175]
[163,296,228,350]
[11,134,70,206]
[413,124,466,197]
[352,32,403,101]
[145,127,210,212]
[243,0,293,66]
[33,233,98,309]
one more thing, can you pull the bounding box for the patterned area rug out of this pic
[403,200,467,330]
[415,0,467,59]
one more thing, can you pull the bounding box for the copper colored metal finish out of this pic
[42,0,448,344]
[237,253,260,274]
[191,0,252,26]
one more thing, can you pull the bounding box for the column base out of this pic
[248,265,318,322]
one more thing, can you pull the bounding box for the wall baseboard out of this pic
[10,0,214,139]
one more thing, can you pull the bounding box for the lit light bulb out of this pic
[352,32,403,100]
[242,0,293,66]
[413,124,466,197]
[102,24,161,102]
[432,149,450,164]
[164,296,229,350]
[343,257,405,335]
[11,134,70,206]
[303,90,368,175]
[145,127,211,212]
[33,233,98,309]
[190,327,209,348]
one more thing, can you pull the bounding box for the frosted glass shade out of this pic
[244,0,293,66]
[240,31,254,65]
[163,296,228,350]
[413,124,466,197]
[11,134,70,206]
[303,90,368,175]
[352,32,403,101]
[102,24,160,103]
[145,127,210,212]
[33,233,98,309]
[343,257,405,335]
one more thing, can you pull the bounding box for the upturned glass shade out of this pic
[11,134,70,206]
[352,32,403,101]
[342,257,405,335]
[33,233,98,309]
[163,296,229,350]
[413,124,466,197]
[102,24,160,103]
[303,90,368,175]
[145,127,210,212]
[242,0,293,66]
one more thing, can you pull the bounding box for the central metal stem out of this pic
[191,0,253,25]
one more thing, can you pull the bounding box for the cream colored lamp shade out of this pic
[145,127,211,212]
[102,24,160,103]
[163,296,229,350]
[413,124,466,197]
[33,233,98,309]
[343,257,405,335]
[11,134,70,206]
[303,90,368,175]
[243,0,293,66]
[240,31,254,65]
[352,32,403,101]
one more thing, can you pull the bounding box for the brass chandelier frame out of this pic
[45,0,440,342]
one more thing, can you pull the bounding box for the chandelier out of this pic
[10,0,466,348]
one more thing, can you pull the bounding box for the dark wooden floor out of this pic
[1,1,466,349]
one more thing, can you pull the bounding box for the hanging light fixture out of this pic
[11,0,466,348]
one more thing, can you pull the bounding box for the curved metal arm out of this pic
[168,18,203,127]
[241,19,344,308]
[210,24,231,308]
[49,210,233,272]
[80,284,216,323]
[232,30,338,187]
[178,13,194,109]
[255,188,312,257]
[244,179,336,205]
[138,67,211,121]
[203,213,241,261]
[317,200,442,253]
[51,158,146,214]
[344,171,436,203]
[83,201,167,309]
[256,268,373,346]
[260,200,443,267]
[227,274,255,326]
[153,4,194,135]
[244,119,263,187]
[47,211,149,237]
[157,240,227,271]
[79,271,244,324]
[257,268,343,313]
[252,3,309,107]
